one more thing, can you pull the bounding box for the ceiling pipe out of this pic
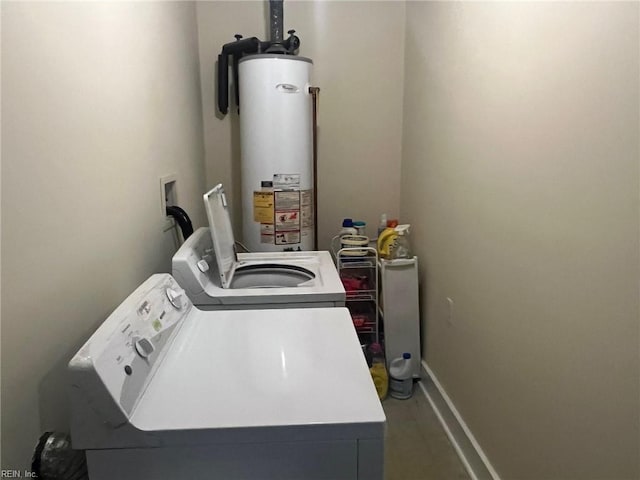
[266,0,286,53]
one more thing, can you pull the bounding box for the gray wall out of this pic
[1,2,206,469]
[401,2,639,478]
[196,1,405,250]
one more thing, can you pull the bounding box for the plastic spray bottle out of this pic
[391,224,412,259]
[377,214,387,238]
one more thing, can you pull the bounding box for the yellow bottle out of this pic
[368,342,388,400]
[370,361,389,400]
[377,227,398,259]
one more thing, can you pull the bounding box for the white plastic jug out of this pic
[389,352,413,400]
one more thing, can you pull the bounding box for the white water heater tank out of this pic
[238,54,314,252]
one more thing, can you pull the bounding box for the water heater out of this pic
[217,1,317,252]
[239,55,313,252]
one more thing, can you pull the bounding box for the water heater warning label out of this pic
[276,231,300,245]
[273,173,300,190]
[273,190,301,245]
[274,190,300,210]
[256,187,312,245]
[275,210,300,229]
[253,191,274,223]
[260,224,274,244]
[301,190,313,228]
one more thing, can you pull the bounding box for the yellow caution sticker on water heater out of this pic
[253,191,274,224]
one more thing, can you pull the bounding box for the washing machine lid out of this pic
[203,184,237,288]
[204,185,320,291]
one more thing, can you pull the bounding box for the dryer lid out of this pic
[203,184,237,288]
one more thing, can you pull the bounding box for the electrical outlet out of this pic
[446,297,454,324]
[160,174,177,229]
[160,174,177,213]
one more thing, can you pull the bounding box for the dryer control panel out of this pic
[69,274,192,423]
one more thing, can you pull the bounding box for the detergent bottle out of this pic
[377,218,401,258]
[353,220,367,237]
[339,218,358,237]
[389,352,414,399]
[368,343,388,400]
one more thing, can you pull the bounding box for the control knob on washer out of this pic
[197,259,209,273]
[165,287,185,309]
[134,337,155,359]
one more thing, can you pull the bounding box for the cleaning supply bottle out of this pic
[389,352,413,399]
[390,224,412,259]
[339,218,358,237]
[353,220,367,237]
[368,343,388,400]
[377,214,387,238]
[377,227,398,259]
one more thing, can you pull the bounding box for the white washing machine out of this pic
[172,184,345,310]
[68,274,385,480]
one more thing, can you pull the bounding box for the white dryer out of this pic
[172,184,345,310]
[69,274,385,480]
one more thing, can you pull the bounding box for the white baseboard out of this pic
[418,360,501,480]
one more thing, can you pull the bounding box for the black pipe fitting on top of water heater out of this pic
[217,0,300,115]
[217,36,264,116]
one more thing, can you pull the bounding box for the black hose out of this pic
[217,53,229,115]
[166,205,194,240]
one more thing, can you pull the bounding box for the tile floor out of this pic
[382,383,471,480]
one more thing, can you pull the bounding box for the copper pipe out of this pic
[309,86,320,250]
